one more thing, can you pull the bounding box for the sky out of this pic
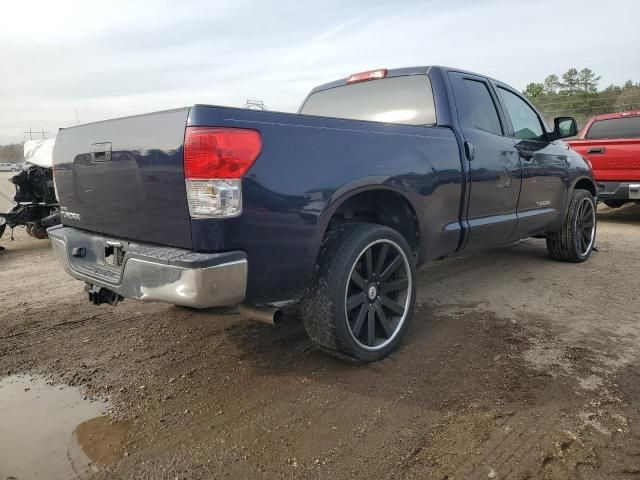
[1,0,639,144]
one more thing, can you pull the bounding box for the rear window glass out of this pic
[462,79,502,135]
[300,75,436,125]
[586,116,640,139]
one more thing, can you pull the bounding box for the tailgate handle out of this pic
[587,146,606,154]
[91,142,112,162]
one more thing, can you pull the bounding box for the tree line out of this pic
[0,143,23,163]
[523,67,640,128]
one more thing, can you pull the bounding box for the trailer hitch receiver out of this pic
[85,283,124,306]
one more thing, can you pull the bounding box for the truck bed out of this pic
[567,138,640,182]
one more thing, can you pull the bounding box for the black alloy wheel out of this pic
[575,196,596,256]
[345,239,411,351]
[302,223,417,362]
[546,189,597,263]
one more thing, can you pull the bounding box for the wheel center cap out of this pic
[367,285,378,301]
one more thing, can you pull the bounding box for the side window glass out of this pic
[498,88,545,141]
[461,79,503,135]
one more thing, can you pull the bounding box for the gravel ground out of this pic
[1,203,639,479]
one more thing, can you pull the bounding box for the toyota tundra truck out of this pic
[567,110,640,208]
[48,66,597,361]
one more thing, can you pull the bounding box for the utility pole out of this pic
[22,128,50,140]
[243,99,267,110]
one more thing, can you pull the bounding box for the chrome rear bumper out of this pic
[48,225,247,308]
[598,181,640,200]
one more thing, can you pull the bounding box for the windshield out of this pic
[300,75,437,126]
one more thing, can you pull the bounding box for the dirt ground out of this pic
[1,203,639,480]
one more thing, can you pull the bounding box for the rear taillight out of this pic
[183,127,261,218]
[184,127,261,179]
[52,163,60,201]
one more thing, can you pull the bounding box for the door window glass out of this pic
[498,88,545,141]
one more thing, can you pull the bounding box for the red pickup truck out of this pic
[567,111,640,208]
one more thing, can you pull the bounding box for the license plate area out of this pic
[630,184,640,199]
[104,241,125,267]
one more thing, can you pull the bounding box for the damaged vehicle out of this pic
[0,139,60,244]
[48,66,596,361]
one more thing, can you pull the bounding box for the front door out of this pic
[495,86,569,238]
[449,72,522,250]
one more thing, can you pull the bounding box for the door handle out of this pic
[520,150,534,161]
[587,147,606,154]
[464,140,475,161]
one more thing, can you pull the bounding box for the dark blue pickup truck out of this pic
[49,66,597,361]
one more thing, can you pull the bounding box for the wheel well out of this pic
[324,190,420,258]
[574,178,597,197]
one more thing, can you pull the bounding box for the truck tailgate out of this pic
[53,108,192,248]
[568,138,640,181]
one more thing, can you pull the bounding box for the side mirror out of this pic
[553,116,578,139]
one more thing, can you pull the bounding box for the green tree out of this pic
[523,82,545,99]
[543,74,560,94]
[603,84,622,93]
[578,68,600,93]
[0,143,24,163]
[561,68,580,95]
[526,68,640,130]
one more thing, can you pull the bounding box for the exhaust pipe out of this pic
[239,304,283,325]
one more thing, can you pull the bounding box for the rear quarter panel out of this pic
[188,106,463,303]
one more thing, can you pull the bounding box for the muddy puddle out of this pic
[0,374,129,480]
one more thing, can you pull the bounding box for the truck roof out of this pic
[309,65,497,94]
[588,110,640,121]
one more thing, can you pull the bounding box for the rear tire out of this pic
[301,223,416,362]
[546,189,596,263]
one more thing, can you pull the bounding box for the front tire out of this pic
[302,223,416,362]
[546,189,597,262]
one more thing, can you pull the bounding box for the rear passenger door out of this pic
[495,86,569,238]
[449,72,521,250]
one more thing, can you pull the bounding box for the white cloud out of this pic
[0,0,639,143]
